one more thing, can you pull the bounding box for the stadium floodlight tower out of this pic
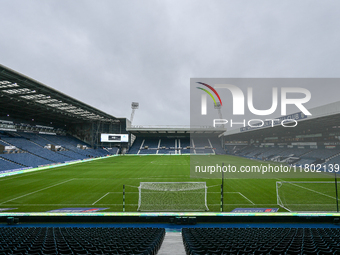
[213,102,226,211]
[214,102,224,128]
[130,102,139,124]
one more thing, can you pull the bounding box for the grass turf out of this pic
[0,155,337,213]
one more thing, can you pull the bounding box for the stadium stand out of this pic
[0,130,115,171]
[192,137,215,154]
[126,136,226,155]
[256,147,286,160]
[304,149,340,160]
[0,157,22,171]
[209,138,226,155]
[277,148,312,158]
[235,146,267,158]
[18,132,52,147]
[236,146,258,157]
[180,138,191,154]
[224,144,247,154]
[39,134,108,158]
[56,150,87,160]
[247,147,272,158]
[2,136,72,163]
[227,145,340,168]
[294,158,317,166]
[1,153,52,168]
[0,140,8,146]
[182,227,340,255]
[158,138,176,154]
[0,227,165,255]
[128,137,144,154]
[323,154,340,168]
[139,138,160,154]
[105,147,119,155]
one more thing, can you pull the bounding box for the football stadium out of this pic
[1,64,340,254]
[3,0,340,253]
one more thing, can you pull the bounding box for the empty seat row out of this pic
[182,227,340,255]
[0,227,165,255]
[0,131,114,171]
[127,137,225,155]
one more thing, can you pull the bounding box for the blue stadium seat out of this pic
[182,227,340,255]
[0,131,116,170]
[0,227,165,255]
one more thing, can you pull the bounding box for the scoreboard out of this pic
[100,134,129,142]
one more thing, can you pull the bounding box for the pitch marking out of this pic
[0,178,75,205]
[226,192,255,205]
[92,192,110,205]
[278,180,336,200]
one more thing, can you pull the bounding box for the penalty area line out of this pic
[92,192,110,205]
[277,179,336,200]
[0,178,75,205]
[226,192,255,205]
[238,192,255,205]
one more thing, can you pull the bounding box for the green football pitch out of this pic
[0,155,338,213]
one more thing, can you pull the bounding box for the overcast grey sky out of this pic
[0,0,340,126]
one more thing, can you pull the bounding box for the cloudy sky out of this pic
[0,0,340,126]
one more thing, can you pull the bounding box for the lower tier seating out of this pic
[182,227,340,255]
[0,227,165,255]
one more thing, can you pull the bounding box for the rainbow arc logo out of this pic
[196,82,223,107]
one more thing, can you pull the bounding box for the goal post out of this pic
[137,182,209,211]
[276,181,338,212]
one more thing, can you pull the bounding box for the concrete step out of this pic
[158,232,186,255]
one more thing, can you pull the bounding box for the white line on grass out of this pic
[5,203,132,206]
[277,179,336,200]
[0,178,75,205]
[0,167,60,182]
[72,176,190,180]
[293,184,336,199]
[5,203,279,206]
[225,192,255,205]
[284,204,336,205]
[238,192,255,205]
[92,192,110,205]
[134,175,189,179]
[276,179,336,212]
[278,204,292,212]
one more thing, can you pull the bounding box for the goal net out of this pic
[137,182,209,211]
[276,181,338,212]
